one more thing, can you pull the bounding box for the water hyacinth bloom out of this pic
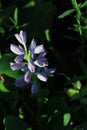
[10,30,56,94]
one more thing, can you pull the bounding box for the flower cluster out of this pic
[10,30,56,93]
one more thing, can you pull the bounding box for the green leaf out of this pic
[65,88,79,97]
[14,8,18,25]
[23,0,36,8]
[0,53,23,78]
[26,128,32,130]
[74,80,82,90]
[45,29,51,42]
[3,115,29,130]
[0,27,5,33]
[80,1,87,8]
[0,80,9,93]
[63,113,71,126]
[58,9,75,18]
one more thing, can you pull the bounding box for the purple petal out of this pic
[37,52,47,59]
[15,76,28,87]
[34,45,45,54]
[10,62,24,70]
[14,55,24,63]
[34,58,48,67]
[10,44,24,55]
[37,73,48,82]
[31,81,38,94]
[45,68,56,75]
[15,30,27,45]
[24,71,31,83]
[29,39,36,51]
[28,61,35,72]
[20,30,27,44]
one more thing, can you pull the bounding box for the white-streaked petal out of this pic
[15,30,27,45]
[10,44,24,55]
[29,39,36,51]
[24,71,31,83]
[45,68,56,75]
[34,45,45,54]
[31,81,38,94]
[37,52,47,59]
[20,30,27,44]
[34,58,48,67]
[10,62,24,70]
[14,55,24,63]
[37,73,48,82]
[28,61,35,72]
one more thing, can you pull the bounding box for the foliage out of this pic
[0,0,87,130]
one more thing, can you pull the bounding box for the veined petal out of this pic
[14,55,24,63]
[34,45,45,54]
[10,62,24,70]
[24,71,31,83]
[15,30,27,45]
[45,68,56,75]
[31,81,38,94]
[20,30,27,44]
[34,58,48,67]
[37,52,47,59]
[37,73,48,82]
[15,76,28,87]
[29,39,36,51]
[28,61,35,72]
[10,44,24,55]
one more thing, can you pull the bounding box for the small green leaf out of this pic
[63,113,71,126]
[0,80,9,93]
[45,29,51,42]
[66,88,79,97]
[26,128,32,130]
[58,9,75,18]
[23,0,36,8]
[14,8,18,25]
[0,27,5,33]
[74,80,82,90]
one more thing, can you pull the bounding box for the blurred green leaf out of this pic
[23,0,36,8]
[63,113,71,126]
[0,80,9,93]
[26,128,32,130]
[3,115,29,130]
[14,7,18,25]
[58,9,75,18]
[80,1,87,8]
[74,80,82,90]
[45,29,51,42]
[0,53,23,78]
[65,88,79,97]
[0,27,5,33]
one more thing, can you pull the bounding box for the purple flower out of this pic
[10,30,56,93]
